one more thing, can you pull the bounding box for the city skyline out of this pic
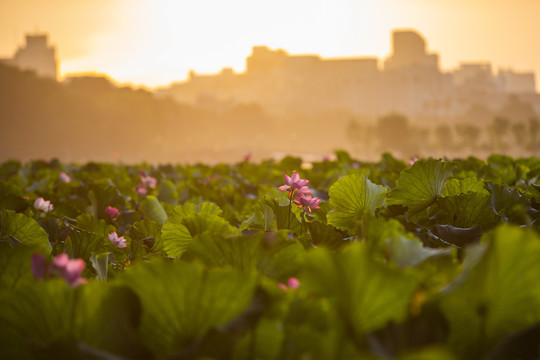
[1,0,539,90]
[2,28,538,124]
[157,29,538,122]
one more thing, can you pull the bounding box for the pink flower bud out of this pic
[408,157,419,166]
[287,277,300,289]
[31,253,47,280]
[136,183,148,195]
[104,206,120,220]
[59,172,71,183]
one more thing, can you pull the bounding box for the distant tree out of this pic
[411,126,429,155]
[528,117,540,151]
[489,117,510,151]
[346,119,362,156]
[455,124,481,151]
[462,103,494,126]
[511,122,527,150]
[435,124,454,152]
[0,63,198,162]
[376,113,412,155]
[498,95,536,123]
[345,118,378,157]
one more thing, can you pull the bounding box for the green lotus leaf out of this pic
[162,202,237,258]
[0,242,36,291]
[0,280,72,359]
[327,174,388,232]
[307,221,346,250]
[440,225,540,358]
[385,235,453,268]
[120,260,257,357]
[433,224,484,248]
[240,198,277,232]
[263,197,301,232]
[161,220,191,258]
[186,232,262,272]
[66,230,103,261]
[90,252,110,281]
[0,280,150,359]
[302,243,421,335]
[387,159,455,222]
[143,195,168,225]
[443,177,488,197]
[0,210,51,254]
[131,219,163,252]
[487,182,531,223]
[75,284,151,358]
[438,192,499,230]
[172,202,223,219]
[76,213,115,238]
[181,213,238,238]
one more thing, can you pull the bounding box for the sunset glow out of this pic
[1,0,539,89]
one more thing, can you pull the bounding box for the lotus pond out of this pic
[1,152,540,359]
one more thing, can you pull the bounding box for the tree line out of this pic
[346,107,540,159]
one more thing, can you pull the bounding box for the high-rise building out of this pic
[1,34,58,80]
[384,30,439,71]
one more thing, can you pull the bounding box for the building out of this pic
[1,34,58,80]
[384,30,439,72]
[155,29,539,122]
[497,69,536,94]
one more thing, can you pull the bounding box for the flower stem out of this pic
[287,191,293,229]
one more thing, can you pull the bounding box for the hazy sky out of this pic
[1,0,539,90]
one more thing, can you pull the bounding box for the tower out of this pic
[11,34,58,80]
[384,30,439,72]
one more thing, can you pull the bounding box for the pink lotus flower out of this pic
[278,172,311,196]
[408,157,419,166]
[50,254,87,287]
[32,253,88,287]
[108,232,127,248]
[140,176,157,189]
[293,193,322,213]
[136,183,148,195]
[278,277,301,291]
[34,197,53,213]
[136,171,157,195]
[104,206,120,220]
[58,171,71,183]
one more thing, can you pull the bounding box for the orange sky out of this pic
[1,0,539,90]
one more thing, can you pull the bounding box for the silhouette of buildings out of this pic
[0,34,57,80]
[158,29,539,122]
[384,30,439,71]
